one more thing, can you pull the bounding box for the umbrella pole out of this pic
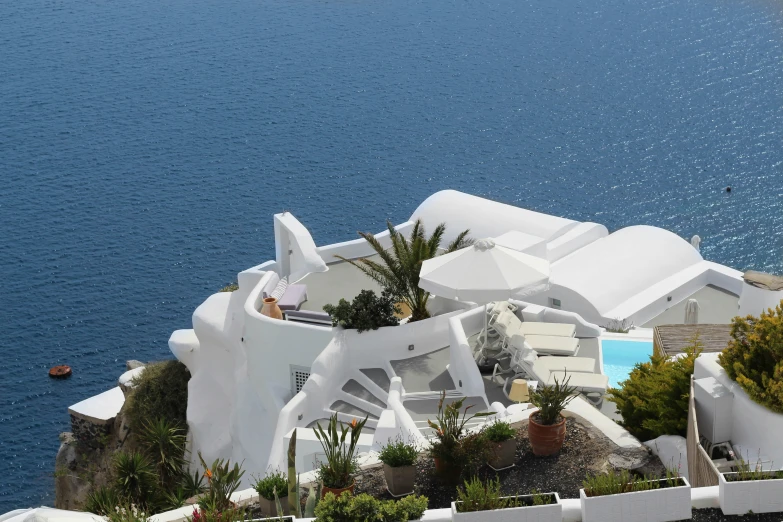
[482,303,488,349]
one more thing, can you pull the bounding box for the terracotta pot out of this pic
[528,412,566,456]
[321,479,355,499]
[383,463,416,497]
[258,495,289,517]
[260,297,284,320]
[487,438,517,470]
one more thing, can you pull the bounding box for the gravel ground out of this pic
[354,418,635,508]
[691,509,783,521]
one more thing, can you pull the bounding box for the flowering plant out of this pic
[106,503,147,522]
[314,414,367,489]
[197,452,245,513]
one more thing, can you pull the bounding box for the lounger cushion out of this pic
[524,335,579,356]
[278,284,308,311]
[536,356,596,373]
[518,322,576,338]
[547,370,608,393]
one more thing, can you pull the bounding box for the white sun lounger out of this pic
[517,322,576,337]
[513,334,580,357]
[509,347,596,375]
[528,359,608,395]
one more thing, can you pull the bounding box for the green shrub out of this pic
[126,360,190,432]
[582,469,682,497]
[113,451,158,507]
[484,421,516,443]
[392,494,428,520]
[313,492,429,522]
[85,485,120,515]
[219,283,239,292]
[719,304,783,413]
[455,476,517,512]
[253,470,288,500]
[138,418,187,489]
[349,493,382,521]
[323,289,401,332]
[181,469,206,499]
[378,439,418,467]
[607,339,702,441]
[313,491,353,522]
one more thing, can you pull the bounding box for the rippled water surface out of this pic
[2,0,783,511]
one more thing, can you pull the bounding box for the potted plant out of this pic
[252,470,289,516]
[314,414,367,498]
[427,392,490,479]
[484,421,517,470]
[580,469,691,522]
[528,373,577,456]
[719,458,783,515]
[451,476,562,522]
[378,438,418,497]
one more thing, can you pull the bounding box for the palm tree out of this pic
[337,219,471,322]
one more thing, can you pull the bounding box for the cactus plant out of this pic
[304,483,321,517]
[287,429,302,517]
[273,486,284,518]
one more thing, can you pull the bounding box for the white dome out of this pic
[410,190,579,244]
[551,225,703,315]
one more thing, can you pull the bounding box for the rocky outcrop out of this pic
[55,362,145,510]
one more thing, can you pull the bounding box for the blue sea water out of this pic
[2,0,783,511]
[602,340,655,389]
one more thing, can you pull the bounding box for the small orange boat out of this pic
[49,365,72,379]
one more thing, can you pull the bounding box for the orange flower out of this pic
[350,418,358,429]
[205,469,213,480]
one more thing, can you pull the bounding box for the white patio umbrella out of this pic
[419,238,551,353]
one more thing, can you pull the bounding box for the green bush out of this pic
[719,304,783,413]
[378,439,418,467]
[323,289,400,332]
[113,451,158,507]
[219,283,239,292]
[455,476,517,512]
[253,470,288,501]
[607,339,702,441]
[484,421,516,443]
[85,485,120,516]
[138,418,187,489]
[126,360,190,432]
[314,492,428,522]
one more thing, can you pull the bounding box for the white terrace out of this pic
[164,190,783,489]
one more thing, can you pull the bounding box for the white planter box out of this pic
[451,493,562,522]
[580,477,691,522]
[719,472,783,515]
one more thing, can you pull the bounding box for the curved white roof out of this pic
[410,190,579,243]
[552,225,703,315]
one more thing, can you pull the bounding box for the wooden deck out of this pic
[653,324,732,357]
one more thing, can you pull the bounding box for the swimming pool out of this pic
[601,339,653,389]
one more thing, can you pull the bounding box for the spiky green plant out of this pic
[336,219,471,322]
[530,372,577,425]
[85,485,120,515]
[197,452,245,513]
[138,418,187,488]
[113,451,158,507]
[314,414,368,489]
[181,469,206,498]
[287,429,301,517]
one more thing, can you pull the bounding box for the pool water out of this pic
[601,339,654,389]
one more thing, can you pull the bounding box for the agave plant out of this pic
[337,219,471,322]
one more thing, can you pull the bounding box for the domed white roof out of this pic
[551,225,703,315]
[410,190,579,244]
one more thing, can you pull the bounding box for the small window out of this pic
[550,298,562,309]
